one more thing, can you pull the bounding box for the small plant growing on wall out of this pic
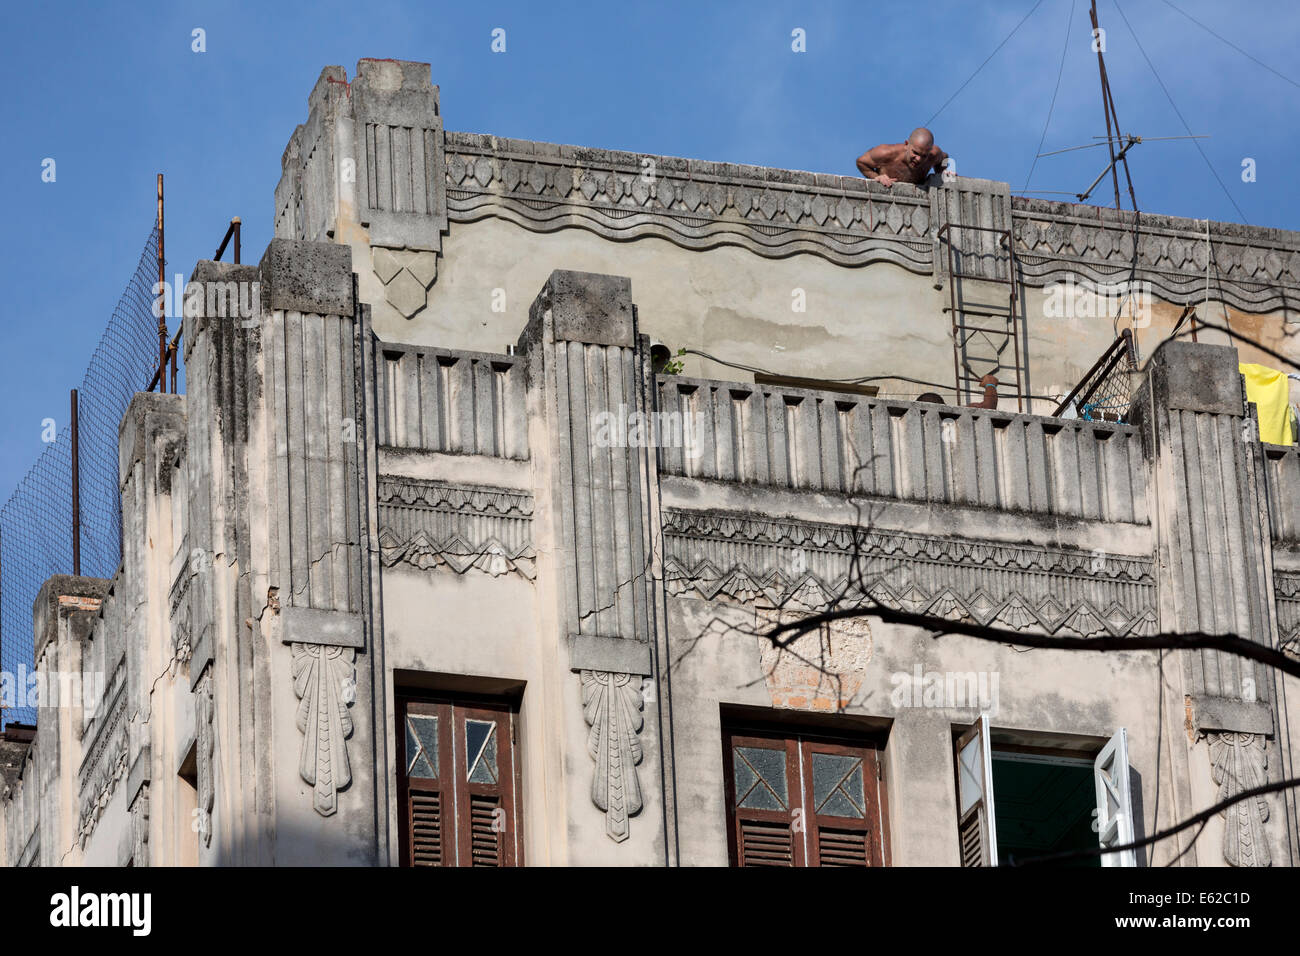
[661,348,687,375]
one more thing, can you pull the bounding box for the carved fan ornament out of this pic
[581,670,644,842]
[1209,732,1270,867]
[291,642,356,816]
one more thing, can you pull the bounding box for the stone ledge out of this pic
[258,239,354,317]
[117,391,186,491]
[1193,695,1275,735]
[32,575,111,665]
[280,606,365,648]
[568,634,652,676]
[1144,340,1244,417]
[539,270,634,348]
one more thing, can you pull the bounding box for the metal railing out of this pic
[146,216,240,395]
[1052,328,1139,423]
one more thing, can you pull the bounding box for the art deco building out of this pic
[3,59,1298,867]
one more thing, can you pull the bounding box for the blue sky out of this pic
[1,0,1297,501]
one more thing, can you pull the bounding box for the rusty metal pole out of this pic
[233,217,241,264]
[71,389,80,576]
[157,174,167,393]
[1089,1,1123,210]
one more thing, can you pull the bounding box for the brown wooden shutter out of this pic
[800,739,884,867]
[397,699,451,867]
[724,725,887,867]
[724,731,805,867]
[454,704,519,868]
[397,695,521,867]
[738,819,797,866]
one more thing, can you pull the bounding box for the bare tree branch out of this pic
[757,601,1300,682]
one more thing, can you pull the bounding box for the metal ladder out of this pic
[937,223,1025,412]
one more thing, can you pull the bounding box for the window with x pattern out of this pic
[397,694,521,867]
[722,724,887,867]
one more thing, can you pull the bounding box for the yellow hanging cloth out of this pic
[1239,363,1294,445]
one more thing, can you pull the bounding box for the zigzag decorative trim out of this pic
[169,546,196,663]
[378,476,535,579]
[663,508,1157,638]
[664,510,1153,580]
[380,477,534,517]
[444,133,1300,313]
[445,136,934,271]
[1014,209,1300,313]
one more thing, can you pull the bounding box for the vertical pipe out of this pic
[1007,230,1024,413]
[233,217,241,264]
[947,229,962,405]
[157,173,168,393]
[71,389,80,576]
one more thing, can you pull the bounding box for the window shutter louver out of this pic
[815,826,870,866]
[738,819,796,866]
[958,812,984,867]
[409,792,444,866]
[469,794,502,866]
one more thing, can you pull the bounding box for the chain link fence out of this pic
[0,226,165,727]
[1053,328,1140,424]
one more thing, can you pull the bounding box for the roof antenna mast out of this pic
[1087,0,1138,209]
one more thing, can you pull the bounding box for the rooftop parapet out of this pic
[277,60,1300,316]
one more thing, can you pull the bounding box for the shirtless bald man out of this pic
[856,128,949,186]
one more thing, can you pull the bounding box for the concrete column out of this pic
[116,391,186,867]
[1130,339,1292,866]
[183,239,380,864]
[519,270,673,863]
[30,575,109,866]
[182,257,268,865]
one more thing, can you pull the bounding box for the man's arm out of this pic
[857,144,900,184]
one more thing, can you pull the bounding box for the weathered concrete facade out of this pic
[3,59,1299,866]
